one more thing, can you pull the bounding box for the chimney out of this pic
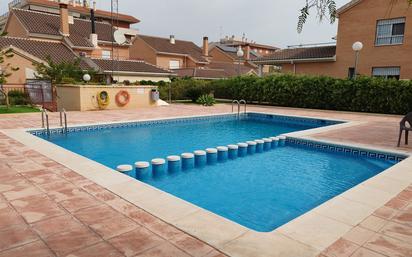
[244,44,250,60]
[89,3,98,47]
[170,35,175,44]
[59,0,70,36]
[202,36,209,56]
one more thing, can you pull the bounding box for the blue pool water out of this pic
[35,114,397,232]
[39,114,329,169]
[140,147,392,231]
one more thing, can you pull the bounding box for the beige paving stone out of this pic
[222,231,318,257]
[277,212,352,251]
[313,196,375,226]
[173,210,248,249]
[362,175,411,195]
[341,185,394,209]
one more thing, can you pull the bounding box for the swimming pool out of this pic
[37,113,338,169]
[32,113,403,232]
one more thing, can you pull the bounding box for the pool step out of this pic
[117,135,287,179]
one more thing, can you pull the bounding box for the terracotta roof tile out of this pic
[12,8,113,47]
[25,0,139,24]
[137,35,208,63]
[175,62,256,79]
[253,46,336,63]
[0,36,90,69]
[207,62,256,76]
[90,58,171,74]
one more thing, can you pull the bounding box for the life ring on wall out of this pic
[115,90,130,107]
[97,91,110,109]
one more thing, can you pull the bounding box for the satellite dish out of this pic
[114,30,127,45]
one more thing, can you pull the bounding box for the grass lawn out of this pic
[0,105,41,114]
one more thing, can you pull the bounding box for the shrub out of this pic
[158,78,212,102]
[163,74,412,114]
[210,74,412,114]
[7,90,30,105]
[197,94,216,106]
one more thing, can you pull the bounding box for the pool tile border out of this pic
[28,112,342,136]
[286,138,408,163]
[2,111,412,257]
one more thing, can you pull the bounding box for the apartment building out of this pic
[254,0,412,79]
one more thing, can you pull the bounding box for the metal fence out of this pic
[0,80,57,111]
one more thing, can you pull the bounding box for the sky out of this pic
[0,0,348,48]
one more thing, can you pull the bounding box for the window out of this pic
[376,18,405,45]
[372,67,400,80]
[348,67,355,79]
[102,50,111,59]
[169,60,180,69]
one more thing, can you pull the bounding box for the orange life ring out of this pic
[115,90,130,107]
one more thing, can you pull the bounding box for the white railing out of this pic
[8,0,23,9]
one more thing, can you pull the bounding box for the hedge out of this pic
[161,75,412,115]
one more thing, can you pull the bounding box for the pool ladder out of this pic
[41,108,68,136]
[232,100,247,117]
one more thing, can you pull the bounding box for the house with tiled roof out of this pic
[4,8,135,59]
[0,2,173,84]
[218,35,279,56]
[0,36,90,84]
[130,35,210,71]
[209,43,259,64]
[0,0,139,31]
[253,0,412,79]
[175,63,257,80]
[0,36,172,84]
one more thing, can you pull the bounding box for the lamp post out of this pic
[236,46,244,76]
[352,41,363,79]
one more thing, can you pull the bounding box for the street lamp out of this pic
[83,73,91,83]
[236,46,244,76]
[352,41,363,79]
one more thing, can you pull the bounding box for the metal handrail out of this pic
[232,100,247,117]
[231,100,239,113]
[59,109,68,134]
[41,108,46,128]
[44,109,50,137]
[239,99,247,114]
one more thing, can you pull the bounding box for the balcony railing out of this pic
[8,0,23,9]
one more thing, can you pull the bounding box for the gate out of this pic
[25,79,57,111]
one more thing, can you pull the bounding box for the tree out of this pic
[297,0,412,33]
[34,57,95,84]
[0,34,19,108]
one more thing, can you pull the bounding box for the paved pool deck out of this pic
[0,104,411,257]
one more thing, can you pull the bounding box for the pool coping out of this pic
[2,111,412,257]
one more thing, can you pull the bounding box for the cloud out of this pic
[1,0,348,48]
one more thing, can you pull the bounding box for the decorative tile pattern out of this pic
[287,138,408,163]
[29,112,341,136]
